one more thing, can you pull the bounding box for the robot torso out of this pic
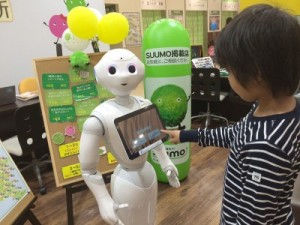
[91,96,151,169]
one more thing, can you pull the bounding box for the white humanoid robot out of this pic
[79,48,180,225]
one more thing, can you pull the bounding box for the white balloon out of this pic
[62,28,90,52]
[89,8,103,21]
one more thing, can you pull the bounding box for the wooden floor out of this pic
[23,144,229,225]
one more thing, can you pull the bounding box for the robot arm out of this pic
[79,117,125,225]
[153,144,180,188]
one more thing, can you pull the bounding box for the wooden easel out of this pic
[1,194,41,225]
[11,196,41,225]
[0,141,41,225]
[33,53,116,224]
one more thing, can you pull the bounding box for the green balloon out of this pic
[142,19,192,182]
[143,19,190,49]
[142,19,191,78]
[65,0,86,12]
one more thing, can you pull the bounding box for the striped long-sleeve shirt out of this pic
[180,101,300,224]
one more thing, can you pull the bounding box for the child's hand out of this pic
[161,129,181,144]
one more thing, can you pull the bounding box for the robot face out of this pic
[94,49,145,96]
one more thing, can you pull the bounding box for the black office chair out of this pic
[3,104,51,194]
[191,68,229,127]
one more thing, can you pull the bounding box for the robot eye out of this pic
[108,65,117,75]
[128,64,136,74]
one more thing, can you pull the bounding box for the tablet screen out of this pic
[114,104,168,160]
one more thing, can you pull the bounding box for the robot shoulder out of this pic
[82,116,104,136]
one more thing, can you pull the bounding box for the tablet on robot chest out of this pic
[114,104,168,160]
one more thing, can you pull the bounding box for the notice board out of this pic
[0,141,35,224]
[33,53,117,187]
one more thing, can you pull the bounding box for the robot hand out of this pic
[153,144,181,188]
[163,165,180,188]
[113,203,129,225]
[98,195,128,225]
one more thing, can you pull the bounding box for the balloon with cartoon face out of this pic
[49,14,68,38]
[65,0,87,11]
[62,28,90,52]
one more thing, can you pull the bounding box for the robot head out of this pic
[94,49,145,96]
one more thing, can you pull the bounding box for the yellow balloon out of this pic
[97,12,129,44]
[67,6,98,40]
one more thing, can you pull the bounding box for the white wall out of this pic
[0,0,108,93]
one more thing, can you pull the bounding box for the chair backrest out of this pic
[191,68,221,102]
[14,104,47,154]
[18,77,38,94]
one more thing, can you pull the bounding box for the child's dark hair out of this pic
[215,4,300,97]
[225,17,232,25]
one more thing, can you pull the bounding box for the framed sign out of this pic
[0,0,13,22]
[185,0,207,11]
[191,45,203,59]
[168,10,184,25]
[222,0,239,11]
[141,0,166,10]
[123,12,142,46]
[208,10,221,32]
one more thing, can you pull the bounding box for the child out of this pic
[162,4,300,225]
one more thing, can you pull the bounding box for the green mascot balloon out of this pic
[65,0,87,12]
[142,19,191,182]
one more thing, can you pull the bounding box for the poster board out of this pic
[123,12,142,47]
[185,0,207,11]
[0,141,35,224]
[168,10,184,25]
[141,0,166,10]
[33,53,117,187]
[207,0,221,32]
[191,45,203,59]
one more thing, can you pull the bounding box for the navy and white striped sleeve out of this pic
[179,122,240,148]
